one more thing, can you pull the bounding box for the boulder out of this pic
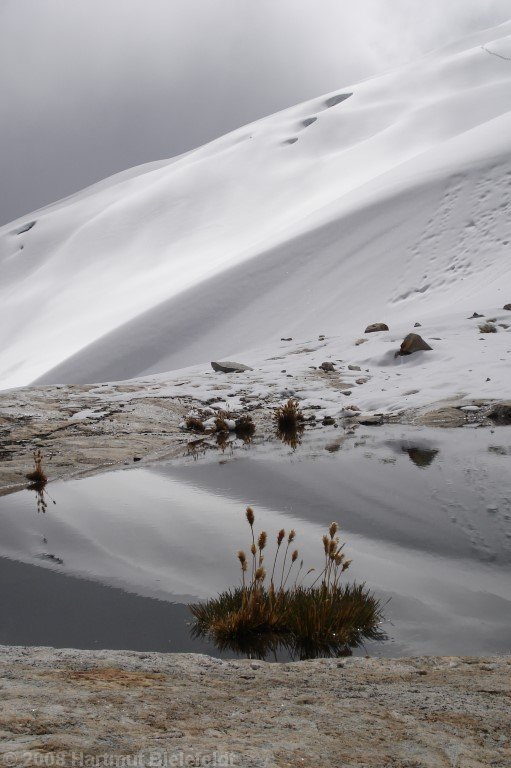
[468,312,484,319]
[488,403,511,425]
[348,364,361,371]
[211,361,253,373]
[397,333,433,356]
[414,322,422,327]
[364,322,389,333]
[320,361,335,372]
[503,304,511,311]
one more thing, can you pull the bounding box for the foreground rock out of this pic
[398,332,433,356]
[0,646,509,767]
[211,361,253,373]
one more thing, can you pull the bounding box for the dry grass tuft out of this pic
[235,414,256,441]
[274,398,304,431]
[25,449,47,487]
[274,399,305,449]
[185,416,206,433]
[190,507,384,658]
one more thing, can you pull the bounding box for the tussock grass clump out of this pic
[274,399,305,449]
[190,509,384,657]
[25,449,47,487]
[235,414,255,441]
[185,416,206,433]
[274,398,304,431]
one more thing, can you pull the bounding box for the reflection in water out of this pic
[403,446,439,468]
[276,423,304,450]
[191,624,383,661]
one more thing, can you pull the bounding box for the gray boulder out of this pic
[504,304,511,311]
[365,322,389,333]
[398,333,433,356]
[211,361,253,373]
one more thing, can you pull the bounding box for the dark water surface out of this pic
[1,425,510,658]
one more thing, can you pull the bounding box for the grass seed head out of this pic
[246,507,255,527]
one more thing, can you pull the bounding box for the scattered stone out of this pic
[355,338,368,346]
[468,312,484,319]
[322,416,335,426]
[356,378,367,385]
[318,335,325,341]
[488,403,511,425]
[357,413,383,426]
[211,361,253,373]
[364,322,389,333]
[403,389,420,396]
[479,323,497,334]
[133,456,142,462]
[280,337,292,341]
[503,304,511,311]
[341,390,352,396]
[499,323,510,329]
[414,322,422,327]
[397,333,433,356]
[348,364,361,371]
[320,362,335,372]
[417,407,466,428]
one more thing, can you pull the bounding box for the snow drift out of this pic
[1,20,511,391]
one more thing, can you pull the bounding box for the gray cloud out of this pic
[1,0,509,224]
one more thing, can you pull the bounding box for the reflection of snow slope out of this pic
[1,21,511,390]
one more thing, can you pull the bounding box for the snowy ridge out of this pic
[1,19,511,396]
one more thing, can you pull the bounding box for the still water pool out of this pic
[1,425,510,658]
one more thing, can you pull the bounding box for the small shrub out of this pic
[190,508,384,658]
[185,416,206,433]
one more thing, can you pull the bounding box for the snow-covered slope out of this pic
[1,20,511,392]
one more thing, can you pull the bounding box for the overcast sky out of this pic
[1,0,510,225]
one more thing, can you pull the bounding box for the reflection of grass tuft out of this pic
[190,508,384,658]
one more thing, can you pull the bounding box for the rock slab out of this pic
[0,646,509,768]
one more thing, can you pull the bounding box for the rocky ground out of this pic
[1,367,510,496]
[0,646,509,767]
